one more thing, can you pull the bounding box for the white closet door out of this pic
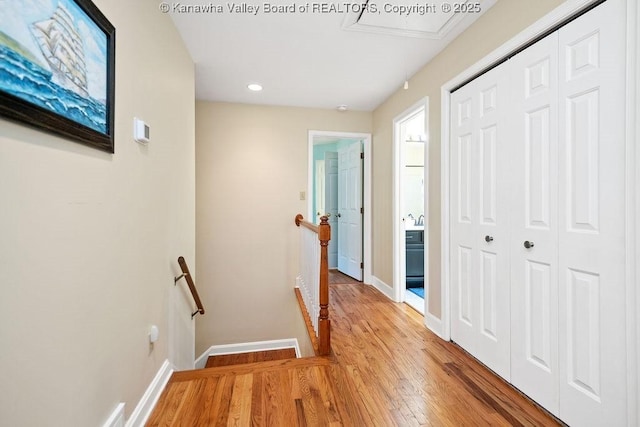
[450,79,479,358]
[450,64,511,380]
[450,82,478,357]
[557,0,627,424]
[450,2,628,423]
[509,33,560,415]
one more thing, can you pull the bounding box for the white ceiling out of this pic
[167,0,495,111]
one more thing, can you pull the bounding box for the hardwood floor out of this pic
[147,283,561,426]
[328,269,360,284]
[205,349,298,368]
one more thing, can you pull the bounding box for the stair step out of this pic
[205,348,297,368]
[171,356,333,383]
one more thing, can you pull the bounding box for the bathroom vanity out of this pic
[405,227,424,288]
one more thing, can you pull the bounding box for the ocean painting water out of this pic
[0,0,108,135]
[0,43,107,133]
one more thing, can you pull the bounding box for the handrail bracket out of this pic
[174,272,188,284]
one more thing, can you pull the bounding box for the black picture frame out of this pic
[0,0,116,153]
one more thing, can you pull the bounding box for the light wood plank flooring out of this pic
[328,269,360,284]
[147,283,561,426]
[205,349,298,368]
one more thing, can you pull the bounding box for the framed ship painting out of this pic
[0,0,115,153]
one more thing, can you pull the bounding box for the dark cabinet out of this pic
[406,230,424,288]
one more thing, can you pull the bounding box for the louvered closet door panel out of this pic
[450,63,511,380]
[508,33,560,415]
[557,0,627,424]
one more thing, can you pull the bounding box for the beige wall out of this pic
[0,1,195,425]
[371,0,566,317]
[195,102,371,356]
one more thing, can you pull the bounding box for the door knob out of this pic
[524,240,534,249]
[325,212,331,218]
[485,235,493,242]
[337,213,341,218]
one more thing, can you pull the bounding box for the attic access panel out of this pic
[342,0,495,39]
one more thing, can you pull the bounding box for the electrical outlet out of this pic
[299,191,306,201]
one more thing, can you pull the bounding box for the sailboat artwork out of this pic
[31,3,90,99]
[0,0,113,145]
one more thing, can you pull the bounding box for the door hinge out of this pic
[360,207,364,214]
[360,262,364,269]
[360,152,364,159]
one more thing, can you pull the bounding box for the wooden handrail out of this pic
[295,213,319,233]
[294,214,331,356]
[175,256,205,318]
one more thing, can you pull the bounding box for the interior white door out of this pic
[449,1,628,423]
[315,160,325,222]
[556,0,627,424]
[450,83,477,356]
[337,142,363,280]
[337,146,348,274]
[509,32,560,415]
[450,62,511,380]
[324,152,338,268]
[346,142,363,280]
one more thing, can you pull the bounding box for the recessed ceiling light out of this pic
[247,83,263,91]
[336,104,348,112]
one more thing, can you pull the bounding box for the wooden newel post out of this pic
[318,215,331,356]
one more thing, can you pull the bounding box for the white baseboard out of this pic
[195,338,301,369]
[424,311,446,340]
[103,402,125,427]
[370,275,395,301]
[125,359,173,427]
[370,275,446,341]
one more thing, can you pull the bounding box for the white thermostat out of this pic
[133,117,150,143]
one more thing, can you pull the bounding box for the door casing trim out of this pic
[307,130,372,284]
[392,98,429,315]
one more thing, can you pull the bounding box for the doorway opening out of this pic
[393,99,429,314]
[308,131,372,283]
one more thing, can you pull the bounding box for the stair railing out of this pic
[175,256,205,318]
[294,214,331,356]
